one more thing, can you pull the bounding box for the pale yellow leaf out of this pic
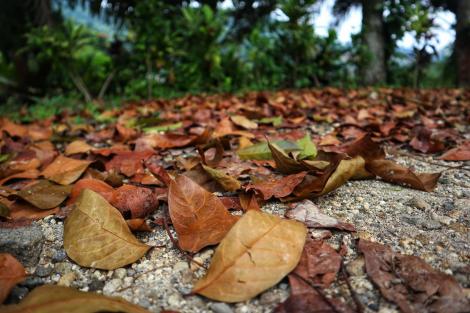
[64,189,149,270]
[193,210,307,302]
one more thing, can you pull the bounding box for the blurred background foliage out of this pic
[0,0,467,109]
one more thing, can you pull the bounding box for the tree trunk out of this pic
[455,0,470,87]
[361,0,386,85]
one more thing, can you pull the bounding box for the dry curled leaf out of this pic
[0,284,151,313]
[168,175,238,252]
[15,180,72,210]
[366,159,440,192]
[247,172,307,200]
[0,253,26,303]
[41,155,92,185]
[193,210,307,302]
[202,164,241,192]
[286,200,355,231]
[64,189,150,270]
[105,150,154,177]
[439,141,470,161]
[359,239,469,313]
[110,184,159,219]
[268,141,307,174]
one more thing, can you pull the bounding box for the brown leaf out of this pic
[126,218,152,232]
[168,175,238,252]
[268,141,308,174]
[110,184,159,219]
[366,159,440,192]
[67,178,114,205]
[247,172,307,200]
[64,189,150,270]
[64,140,94,156]
[105,150,154,177]
[193,210,307,302]
[286,200,355,231]
[293,239,341,287]
[0,284,151,313]
[239,191,261,211]
[4,199,58,221]
[0,169,40,186]
[359,239,469,313]
[275,275,353,313]
[439,141,470,161]
[0,253,26,303]
[202,164,241,192]
[15,180,72,209]
[41,155,92,185]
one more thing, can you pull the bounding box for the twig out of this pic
[340,260,364,313]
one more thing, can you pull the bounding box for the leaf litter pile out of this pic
[0,88,469,312]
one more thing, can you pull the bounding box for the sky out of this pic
[311,0,456,52]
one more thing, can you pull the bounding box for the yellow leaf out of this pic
[64,189,149,270]
[202,164,241,192]
[230,115,258,129]
[0,285,150,313]
[193,210,307,302]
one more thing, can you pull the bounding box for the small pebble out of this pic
[211,302,234,313]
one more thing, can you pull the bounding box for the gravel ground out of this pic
[6,151,470,313]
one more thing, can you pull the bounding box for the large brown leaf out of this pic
[359,239,469,313]
[0,253,26,303]
[15,180,72,209]
[168,175,238,252]
[0,284,151,313]
[64,189,150,270]
[41,155,92,185]
[193,210,307,302]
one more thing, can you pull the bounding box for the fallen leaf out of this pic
[105,150,154,177]
[41,155,92,185]
[439,141,470,161]
[64,140,94,156]
[296,133,317,160]
[366,159,440,192]
[247,172,308,200]
[359,239,469,313]
[110,184,159,219]
[67,178,114,205]
[202,164,241,192]
[193,210,307,302]
[0,169,40,186]
[0,284,151,313]
[237,140,298,160]
[126,218,152,232]
[64,189,150,270]
[275,275,353,313]
[15,180,72,209]
[293,239,341,287]
[239,191,261,211]
[0,253,26,303]
[168,175,238,252]
[230,115,258,129]
[286,200,355,231]
[268,141,308,174]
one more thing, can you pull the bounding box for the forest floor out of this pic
[0,88,469,313]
